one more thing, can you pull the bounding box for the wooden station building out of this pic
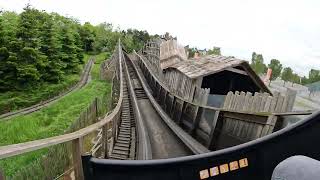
[142,39,271,107]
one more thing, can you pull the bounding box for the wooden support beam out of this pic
[72,138,84,180]
[102,124,108,158]
[226,67,248,76]
[207,110,220,150]
[0,169,5,180]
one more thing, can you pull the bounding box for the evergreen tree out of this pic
[0,16,4,46]
[73,28,84,64]
[60,25,79,73]
[79,22,95,52]
[250,52,267,75]
[281,67,293,86]
[267,59,283,81]
[0,47,18,91]
[39,13,64,82]
[308,69,320,84]
[15,5,47,88]
[208,47,221,55]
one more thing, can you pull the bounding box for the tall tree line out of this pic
[0,5,151,92]
[0,6,84,91]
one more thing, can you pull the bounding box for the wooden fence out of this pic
[193,87,210,106]
[3,89,112,180]
[0,42,123,180]
[223,90,297,113]
[135,52,310,153]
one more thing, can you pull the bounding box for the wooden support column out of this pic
[190,107,203,135]
[102,123,108,158]
[72,137,84,180]
[260,115,278,137]
[177,101,186,126]
[207,110,221,150]
[95,97,99,122]
[0,169,5,180]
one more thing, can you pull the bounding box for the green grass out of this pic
[0,52,111,177]
[0,54,91,115]
[92,52,111,80]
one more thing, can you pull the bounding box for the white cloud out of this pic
[1,0,320,76]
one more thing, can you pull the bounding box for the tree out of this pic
[186,47,197,58]
[267,59,283,81]
[38,13,64,82]
[308,69,320,84]
[250,52,267,75]
[0,6,152,92]
[0,47,18,91]
[301,76,309,85]
[0,16,4,46]
[291,73,301,86]
[15,5,48,88]
[1,11,19,46]
[208,47,221,55]
[60,25,79,73]
[79,22,95,52]
[281,67,293,86]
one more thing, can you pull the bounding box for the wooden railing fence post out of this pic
[102,123,108,158]
[72,137,84,180]
[0,169,5,180]
[95,97,99,122]
[207,110,221,150]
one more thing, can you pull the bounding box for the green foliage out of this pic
[0,53,111,177]
[306,81,320,93]
[91,23,151,53]
[208,47,221,55]
[0,79,111,177]
[250,52,267,75]
[123,29,150,51]
[267,59,283,81]
[186,46,197,58]
[0,17,4,46]
[79,22,96,51]
[281,67,293,85]
[308,69,320,84]
[0,6,86,91]
[291,73,301,85]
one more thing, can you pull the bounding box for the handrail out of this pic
[0,41,124,161]
[134,52,314,117]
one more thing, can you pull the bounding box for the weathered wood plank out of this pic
[72,138,84,180]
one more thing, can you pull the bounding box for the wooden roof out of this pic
[165,55,272,94]
[166,55,246,79]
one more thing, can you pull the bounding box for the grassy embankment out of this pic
[0,52,111,177]
[0,54,92,115]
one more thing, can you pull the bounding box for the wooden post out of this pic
[285,88,297,112]
[0,169,5,180]
[95,97,99,121]
[260,115,277,137]
[264,96,273,112]
[223,92,232,109]
[260,93,269,112]
[190,107,203,135]
[238,92,246,111]
[102,124,108,158]
[72,138,84,180]
[243,92,252,112]
[177,101,186,126]
[207,110,220,150]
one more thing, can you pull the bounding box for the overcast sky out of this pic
[1,0,320,76]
